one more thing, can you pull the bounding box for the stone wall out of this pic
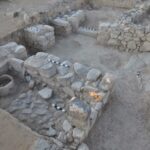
[97,2,150,52]
[22,52,114,149]
[0,0,86,40]
[87,0,141,8]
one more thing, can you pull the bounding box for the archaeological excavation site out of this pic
[1,0,150,150]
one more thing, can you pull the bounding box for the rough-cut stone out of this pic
[100,73,114,91]
[141,41,150,52]
[63,120,72,132]
[51,18,72,36]
[24,24,55,51]
[67,10,85,32]
[74,63,89,78]
[15,45,27,60]
[8,58,24,77]
[78,143,89,150]
[71,81,83,92]
[68,98,91,127]
[73,128,85,140]
[127,41,136,50]
[38,87,53,99]
[0,42,27,60]
[46,127,57,137]
[57,72,74,86]
[39,63,57,78]
[87,68,101,81]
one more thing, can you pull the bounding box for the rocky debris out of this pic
[78,143,89,150]
[24,24,55,51]
[38,87,53,100]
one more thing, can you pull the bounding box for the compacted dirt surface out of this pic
[1,1,150,150]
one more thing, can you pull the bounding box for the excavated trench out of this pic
[0,2,150,150]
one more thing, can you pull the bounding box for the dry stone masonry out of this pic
[0,40,114,149]
[97,2,150,52]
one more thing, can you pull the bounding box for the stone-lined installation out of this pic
[1,51,114,150]
[23,24,55,51]
[97,2,150,52]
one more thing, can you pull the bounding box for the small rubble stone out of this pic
[63,120,72,132]
[73,128,85,140]
[46,127,57,137]
[51,18,72,36]
[74,63,89,78]
[71,81,83,92]
[141,41,150,52]
[38,87,53,99]
[100,73,114,91]
[66,131,74,143]
[28,80,35,89]
[127,41,136,50]
[57,131,67,143]
[87,68,101,81]
[78,143,89,150]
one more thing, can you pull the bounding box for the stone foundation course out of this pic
[97,2,150,52]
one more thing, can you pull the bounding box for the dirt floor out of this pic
[48,34,150,150]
